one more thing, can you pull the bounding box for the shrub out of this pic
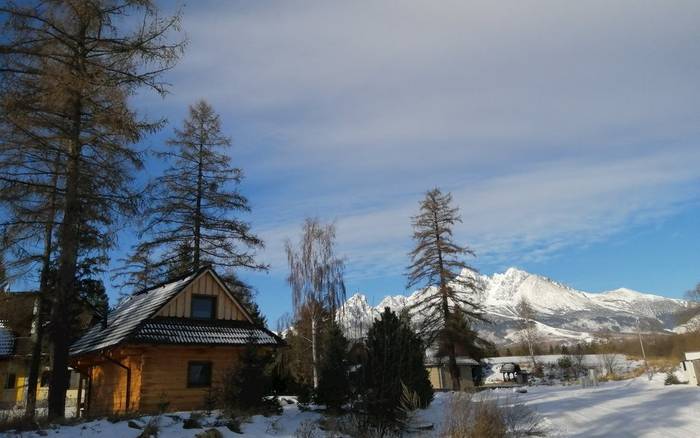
[357,308,434,432]
[315,322,350,412]
[664,371,681,385]
[295,420,319,438]
[220,337,280,416]
[442,393,545,438]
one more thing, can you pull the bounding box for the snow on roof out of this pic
[684,351,700,361]
[425,349,479,366]
[0,321,14,357]
[70,269,204,356]
[132,317,282,346]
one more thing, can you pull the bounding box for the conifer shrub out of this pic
[220,339,281,416]
[357,308,434,433]
[315,322,350,412]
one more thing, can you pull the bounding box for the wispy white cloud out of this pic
[136,1,700,299]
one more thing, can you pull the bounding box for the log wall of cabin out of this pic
[155,272,247,321]
[138,345,245,413]
[83,350,143,415]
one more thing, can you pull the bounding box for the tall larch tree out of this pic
[286,218,347,388]
[0,0,183,418]
[130,100,266,317]
[406,188,484,390]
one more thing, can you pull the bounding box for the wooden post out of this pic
[76,376,83,418]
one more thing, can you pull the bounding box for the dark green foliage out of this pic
[664,371,681,385]
[438,312,494,362]
[220,338,280,415]
[359,308,433,431]
[557,356,573,369]
[561,345,570,355]
[315,323,350,412]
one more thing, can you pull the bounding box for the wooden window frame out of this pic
[190,295,217,320]
[187,361,212,388]
[5,373,16,389]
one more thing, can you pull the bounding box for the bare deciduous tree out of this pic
[515,296,540,369]
[406,188,485,391]
[285,218,346,388]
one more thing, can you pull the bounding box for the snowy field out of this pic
[2,375,699,437]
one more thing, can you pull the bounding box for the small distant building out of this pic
[0,292,81,411]
[425,353,479,390]
[681,352,700,386]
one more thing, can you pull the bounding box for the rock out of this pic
[35,431,48,436]
[183,418,202,429]
[128,420,143,430]
[195,428,223,438]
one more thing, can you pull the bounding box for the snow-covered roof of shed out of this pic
[70,269,204,356]
[0,321,14,357]
[425,349,479,366]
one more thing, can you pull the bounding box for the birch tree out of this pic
[515,296,540,368]
[285,218,346,388]
[406,188,484,390]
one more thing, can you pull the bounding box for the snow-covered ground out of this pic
[508,374,700,437]
[2,376,699,437]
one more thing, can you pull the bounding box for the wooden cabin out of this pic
[69,267,283,416]
[425,354,478,390]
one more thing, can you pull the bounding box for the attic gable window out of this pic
[191,295,216,319]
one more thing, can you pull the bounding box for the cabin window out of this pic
[187,362,212,387]
[40,371,51,387]
[5,373,16,389]
[191,295,217,319]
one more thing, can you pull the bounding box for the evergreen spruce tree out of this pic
[406,188,485,391]
[361,308,433,432]
[315,322,350,412]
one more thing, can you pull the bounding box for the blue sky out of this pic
[60,1,700,325]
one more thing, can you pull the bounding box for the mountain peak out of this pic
[338,267,687,343]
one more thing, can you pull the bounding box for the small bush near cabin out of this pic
[220,338,281,416]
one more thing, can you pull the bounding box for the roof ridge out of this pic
[132,265,210,296]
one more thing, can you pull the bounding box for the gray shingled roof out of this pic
[70,270,202,356]
[131,317,282,346]
[0,321,14,357]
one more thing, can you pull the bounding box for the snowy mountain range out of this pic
[339,268,690,345]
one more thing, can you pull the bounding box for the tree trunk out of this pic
[311,316,319,389]
[434,211,460,390]
[25,153,59,419]
[24,295,46,419]
[193,143,203,269]
[49,96,83,419]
